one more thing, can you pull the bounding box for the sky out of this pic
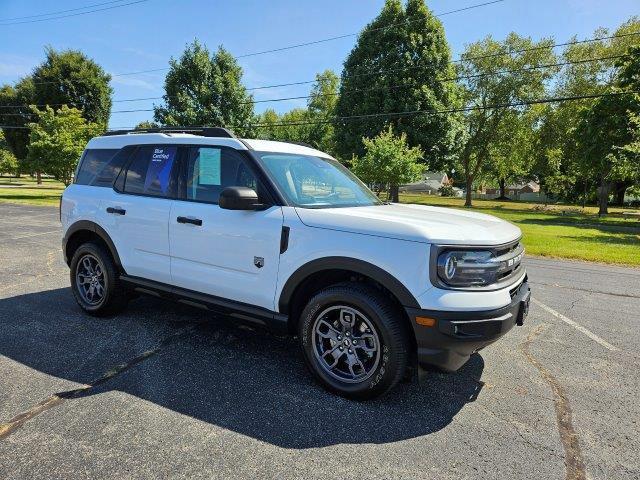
[0,0,638,129]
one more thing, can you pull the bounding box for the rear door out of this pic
[169,145,283,311]
[100,145,180,284]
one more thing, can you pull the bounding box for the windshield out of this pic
[257,152,382,208]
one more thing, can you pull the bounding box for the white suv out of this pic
[61,127,530,399]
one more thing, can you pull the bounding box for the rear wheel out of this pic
[70,242,128,316]
[299,283,410,400]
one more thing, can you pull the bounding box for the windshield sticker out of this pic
[145,146,176,194]
[198,148,221,185]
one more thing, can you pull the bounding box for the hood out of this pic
[295,203,521,245]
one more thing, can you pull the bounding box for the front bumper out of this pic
[405,277,530,372]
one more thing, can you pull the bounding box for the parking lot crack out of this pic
[476,404,564,459]
[0,326,195,441]
[520,324,587,480]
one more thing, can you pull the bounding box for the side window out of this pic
[185,147,258,204]
[75,149,119,185]
[92,146,135,187]
[123,146,178,198]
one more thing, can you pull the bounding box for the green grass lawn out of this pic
[0,177,66,206]
[0,178,637,266]
[400,194,640,266]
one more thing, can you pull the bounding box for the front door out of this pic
[169,146,283,311]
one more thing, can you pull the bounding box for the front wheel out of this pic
[299,283,410,400]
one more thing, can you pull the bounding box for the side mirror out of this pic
[219,186,265,210]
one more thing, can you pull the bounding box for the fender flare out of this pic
[63,220,123,270]
[278,256,420,313]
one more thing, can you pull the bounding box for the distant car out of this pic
[60,127,530,400]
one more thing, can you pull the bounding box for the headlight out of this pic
[435,244,524,288]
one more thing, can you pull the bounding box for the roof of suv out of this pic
[87,133,333,159]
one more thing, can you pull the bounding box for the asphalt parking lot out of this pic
[0,202,639,480]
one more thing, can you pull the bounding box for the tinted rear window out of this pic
[74,148,120,186]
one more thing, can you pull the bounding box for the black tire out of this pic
[69,242,129,316]
[299,282,410,400]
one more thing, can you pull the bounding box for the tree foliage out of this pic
[0,130,19,175]
[135,120,160,129]
[487,107,540,198]
[1,47,111,172]
[574,46,640,214]
[0,78,35,163]
[456,33,556,206]
[352,125,423,199]
[32,47,112,125]
[154,41,255,136]
[254,70,339,155]
[334,0,461,165]
[27,106,103,186]
[533,18,640,203]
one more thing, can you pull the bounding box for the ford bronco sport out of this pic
[61,126,530,400]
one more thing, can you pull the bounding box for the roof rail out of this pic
[103,126,237,138]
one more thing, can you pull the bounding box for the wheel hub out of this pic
[311,305,381,384]
[75,254,106,306]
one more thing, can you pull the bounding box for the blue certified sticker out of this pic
[144,146,176,193]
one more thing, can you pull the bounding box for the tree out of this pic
[535,18,640,204]
[334,0,461,183]
[254,108,313,145]
[456,33,556,207]
[0,131,18,176]
[27,106,103,186]
[253,70,340,155]
[0,78,35,174]
[31,47,112,126]
[575,46,640,214]
[1,48,111,183]
[154,41,254,136]
[487,107,539,199]
[351,125,423,199]
[307,70,340,155]
[135,120,159,129]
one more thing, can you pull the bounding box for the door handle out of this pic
[106,207,126,215]
[177,216,202,226]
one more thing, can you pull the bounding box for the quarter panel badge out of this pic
[254,256,264,269]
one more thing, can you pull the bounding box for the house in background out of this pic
[400,171,452,194]
[485,181,540,197]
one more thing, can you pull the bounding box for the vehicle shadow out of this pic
[0,288,485,448]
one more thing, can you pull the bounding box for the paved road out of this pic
[0,203,638,480]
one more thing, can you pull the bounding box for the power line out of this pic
[0,0,132,22]
[22,0,506,84]
[20,29,640,91]
[456,31,640,64]
[244,90,640,128]
[236,0,506,59]
[2,90,635,132]
[0,0,149,26]
[74,52,631,113]
[241,53,628,105]
[2,50,631,112]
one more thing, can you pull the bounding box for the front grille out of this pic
[491,240,525,286]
